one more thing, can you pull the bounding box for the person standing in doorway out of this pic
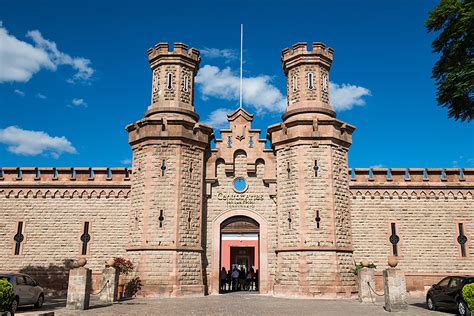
[220,267,227,292]
[231,265,239,291]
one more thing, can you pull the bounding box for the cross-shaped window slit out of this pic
[315,210,321,229]
[13,222,24,255]
[80,222,91,256]
[458,223,468,257]
[161,160,166,176]
[389,223,400,256]
[187,211,192,229]
[313,160,319,177]
[159,210,164,228]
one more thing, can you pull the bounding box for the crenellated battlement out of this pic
[281,41,334,72]
[147,42,200,64]
[348,167,474,183]
[0,167,131,183]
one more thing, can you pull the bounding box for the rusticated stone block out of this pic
[383,268,407,312]
[358,267,376,303]
[99,267,119,304]
[66,267,91,310]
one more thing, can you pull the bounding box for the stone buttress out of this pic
[126,43,213,297]
[268,42,357,297]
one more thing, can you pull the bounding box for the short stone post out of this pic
[358,266,376,303]
[99,266,119,304]
[383,257,407,312]
[66,258,91,310]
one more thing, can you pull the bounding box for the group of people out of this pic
[220,265,258,292]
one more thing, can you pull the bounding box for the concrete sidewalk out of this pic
[16,293,457,316]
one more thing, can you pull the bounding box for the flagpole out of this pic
[239,24,243,109]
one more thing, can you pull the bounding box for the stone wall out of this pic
[205,150,278,294]
[0,167,131,295]
[349,168,474,294]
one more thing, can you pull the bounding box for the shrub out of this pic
[351,262,376,275]
[462,283,474,313]
[0,279,14,311]
[113,257,134,275]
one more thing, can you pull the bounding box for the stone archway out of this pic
[211,209,269,295]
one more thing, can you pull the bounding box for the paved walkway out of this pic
[17,293,457,316]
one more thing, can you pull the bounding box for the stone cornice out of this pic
[275,246,353,253]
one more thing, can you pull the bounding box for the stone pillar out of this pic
[66,267,91,310]
[358,267,376,303]
[383,268,407,312]
[99,267,119,304]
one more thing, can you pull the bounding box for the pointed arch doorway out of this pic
[211,209,269,295]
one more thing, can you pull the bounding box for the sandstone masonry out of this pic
[0,41,472,298]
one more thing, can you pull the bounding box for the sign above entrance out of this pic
[217,192,264,209]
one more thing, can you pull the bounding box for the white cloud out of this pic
[203,108,233,128]
[121,159,132,165]
[200,48,237,62]
[36,93,47,99]
[69,98,87,107]
[26,30,94,83]
[0,24,54,82]
[14,89,25,96]
[195,65,286,115]
[330,82,371,111]
[0,126,77,158]
[195,65,371,115]
[0,22,94,83]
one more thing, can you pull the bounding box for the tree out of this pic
[425,0,473,122]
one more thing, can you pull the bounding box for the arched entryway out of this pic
[211,209,268,295]
[220,216,259,293]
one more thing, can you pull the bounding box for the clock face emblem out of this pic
[233,177,248,193]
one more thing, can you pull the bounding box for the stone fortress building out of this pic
[1,41,473,298]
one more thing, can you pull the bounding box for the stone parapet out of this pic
[147,42,200,66]
[0,167,131,183]
[281,42,334,74]
[349,168,474,183]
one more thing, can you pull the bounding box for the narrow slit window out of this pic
[307,72,314,90]
[161,160,166,176]
[389,223,400,256]
[14,222,24,255]
[292,74,298,92]
[183,75,189,92]
[288,211,292,229]
[159,210,164,228]
[322,74,328,92]
[167,73,173,90]
[458,223,468,257]
[80,222,91,256]
[315,210,321,229]
[313,160,319,177]
[227,136,232,148]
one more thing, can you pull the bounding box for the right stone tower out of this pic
[268,42,357,297]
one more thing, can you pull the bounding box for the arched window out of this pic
[167,73,173,90]
[183,75,189,92]
[292,74,298,92]
[307,72,314,90]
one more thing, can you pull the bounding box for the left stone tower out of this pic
[126,42,213,297]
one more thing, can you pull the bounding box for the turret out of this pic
[281,42,335,122]
[146,42,201,122]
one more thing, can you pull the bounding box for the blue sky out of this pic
[0,0,472,168]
